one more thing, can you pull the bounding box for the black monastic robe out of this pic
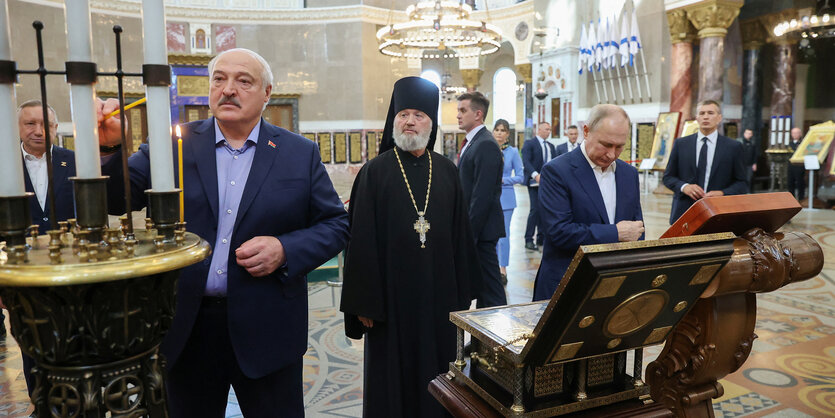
[341,148,481,418]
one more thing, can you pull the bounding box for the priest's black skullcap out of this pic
[379,76,440,154]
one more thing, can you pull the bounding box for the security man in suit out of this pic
[521,122,557,251]
[99,48,349,417]
[456,91,506,308]
[555,124,581,156]
[532,104,644,301]
[663,100,748,224]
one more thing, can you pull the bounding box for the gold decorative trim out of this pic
[270,93,301,99]
[592,275,626,299]
[580,232,735,254]
[689,264,722,286]
[674,301,688,312]
[652,274,667,288]
[0,231,211,286]
[579,316,595,328]
[168,53,214,66]
[607,338,622,349]
[603,289,670,338]
[643,326,672,345]
[554,342,583,361]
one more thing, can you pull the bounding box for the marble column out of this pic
[770,41,796,117]
[685,0,743,103]
[460,69,483,92]
[667,9,696,121]
[516,63,533,141]
[740,19,765,138]
[794,63,809,130]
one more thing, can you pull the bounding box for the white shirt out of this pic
[459,124,485,158]
[681,129,718,192]
[580,141,617,224]
[21,143,48,210]
[530,136,552,185]
[566,140,580,153]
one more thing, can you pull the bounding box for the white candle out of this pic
[782,117,789,145]
[770,116,776,146]
[64,0,101,178]
[142,0,175,191]
[0,0,25,196]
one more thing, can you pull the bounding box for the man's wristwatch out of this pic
[99,144,122,153]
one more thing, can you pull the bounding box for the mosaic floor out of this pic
[1,176,834,417]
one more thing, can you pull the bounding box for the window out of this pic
[493,67,517,124]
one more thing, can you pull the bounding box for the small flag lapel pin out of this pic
[268,140,276,148]
[60,161,67,167]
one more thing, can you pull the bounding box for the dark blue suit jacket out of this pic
[532,148,643,301]
[104,118,349,378]
[521,137,557,187]
[24,146,76,232]
[555,142,569,157]
[457,126,505,242]
[662,133,748,224]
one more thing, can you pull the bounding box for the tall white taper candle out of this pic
[65,0,101,178]
[0,0,25,196]
[770,116,777,146]
[141,0,175,192]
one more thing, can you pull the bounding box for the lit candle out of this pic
[64,0,101,179]
[0,0,25,196]
[176,125,184,222]
[141,0,175,192]
[770,116,777,146]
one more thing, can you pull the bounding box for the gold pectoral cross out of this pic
[414,212,430,248]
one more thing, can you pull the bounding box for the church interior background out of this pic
[2,0,835,416]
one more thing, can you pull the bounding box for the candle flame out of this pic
[175,124,182,138]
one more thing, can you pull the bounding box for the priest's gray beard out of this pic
[393,125,431,152]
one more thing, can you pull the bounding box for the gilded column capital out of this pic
[460,69,483,90]
[667,9,696,44]
[759,10,799,44]
[684,0,743,39]
[740,19,767,50]
[515,64,532,83]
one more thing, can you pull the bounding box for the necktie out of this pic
[457,137,468,161]
[543,141,550,162]
[696,137,708,189]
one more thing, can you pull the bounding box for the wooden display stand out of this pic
[431,192,822,417]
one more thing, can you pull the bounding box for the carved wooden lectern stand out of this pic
[429,192,823,417]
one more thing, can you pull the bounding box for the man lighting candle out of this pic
[98,48,348,416]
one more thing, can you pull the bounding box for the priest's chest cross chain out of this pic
[394,148,432,248]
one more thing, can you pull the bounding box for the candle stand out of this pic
[0,6,209,417]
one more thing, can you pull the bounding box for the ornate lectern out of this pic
[430,192,823,417]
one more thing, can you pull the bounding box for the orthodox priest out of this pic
[341,76,480,417]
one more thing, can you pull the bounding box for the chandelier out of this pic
[772,6,834,39]
[377,1,503,59]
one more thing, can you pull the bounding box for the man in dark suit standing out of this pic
[456,91,506,308]
[3,100,77,393]
[738,128,758,191]
[533,104,644,301]
[521,122,557,251]
[555,124,581,156]
[787,127,806,201]
[99,48,349,417]
[663,100,748,224]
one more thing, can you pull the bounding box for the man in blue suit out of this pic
[533,104,644,301]
[663,100,748,224]
[555,125,581,156]
[521,122,557,251]
[99,48,349,417]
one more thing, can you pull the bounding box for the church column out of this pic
[516,63,533,142]
[684,0,743,103]
[460,69,483,92]
[740,19,765,138]
[666,9,696,121]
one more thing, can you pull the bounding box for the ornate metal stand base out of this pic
[0,229,210,417]
[766,149,791,191]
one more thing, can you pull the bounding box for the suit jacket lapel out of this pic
[707,136,724,190]
[235,120,280,227]
[47,147,69,214]
[614,161,630,222]
[21,157,43,218]
[190,118,219,222]
[571,150,609,224]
